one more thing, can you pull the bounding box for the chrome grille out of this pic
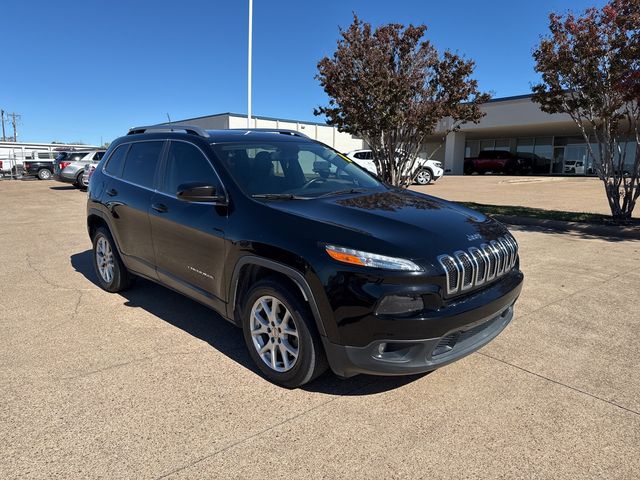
[438,235,518,296]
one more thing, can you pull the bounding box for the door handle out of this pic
[106,188,118,197]
[151,203,168,213]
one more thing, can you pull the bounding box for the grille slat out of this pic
[439,235,518,296]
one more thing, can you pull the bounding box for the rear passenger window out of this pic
[121,141,163,189]
[104,145,128,177]
[161,141,219,195]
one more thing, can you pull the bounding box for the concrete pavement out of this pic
[412,175,639,218]
[1,180,638,479]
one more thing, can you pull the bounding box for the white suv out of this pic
[344,149,444,185]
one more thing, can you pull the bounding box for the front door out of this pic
[552,147,565,174]
[149,141,227,310]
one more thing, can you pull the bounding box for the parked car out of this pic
[464,150,532,175]
[563,160,585,175]
[54,150,105,187]
[22,159,55,180]
[81,162,97,188]
[344,149,444,185]
[87,125,523,388]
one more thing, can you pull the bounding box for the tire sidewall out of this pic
[241,280,319,388]
[92,227,124,292]
[415,169,432,185]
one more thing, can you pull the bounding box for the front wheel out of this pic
[414,169,432,185]
[38,168,52,180]
[242,278,328,388]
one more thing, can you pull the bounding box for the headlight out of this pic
[434,162,443,168]
[325,245,423,271]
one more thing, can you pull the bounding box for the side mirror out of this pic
[177,183,227,205]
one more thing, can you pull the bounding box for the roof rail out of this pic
[228,128,309,138]
[127,125,210,138]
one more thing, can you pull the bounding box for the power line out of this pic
[0,110,21,142]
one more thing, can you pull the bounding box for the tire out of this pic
[92,226,133,293]
[241,278,328,388]
[38,168,52,180]
[414,168,432,185]
[74,172,84,188]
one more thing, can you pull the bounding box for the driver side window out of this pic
[161,142,220,196]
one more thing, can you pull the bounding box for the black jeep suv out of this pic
[86,125,523,388]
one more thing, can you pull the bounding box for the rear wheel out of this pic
[38,168,52,180]
[74,171,84,188]
[414,169,432,185]
[242,278,327,388]
[92,226,132,292]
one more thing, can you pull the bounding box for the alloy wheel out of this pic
[250,295,299,372]
[416,169,431,185]
[96,236,114,284]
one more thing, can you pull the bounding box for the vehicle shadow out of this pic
[50,185,77,191]
[70,250,425,395]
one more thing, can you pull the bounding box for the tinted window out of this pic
[354,152,365,159]
[104,145,128,177]
[121,141,163,188]
[161,141,219,195]
[94,151,105,161]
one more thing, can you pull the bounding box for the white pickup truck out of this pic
[344,149,444,185]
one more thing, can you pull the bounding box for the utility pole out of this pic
[0,110,5,141]
[11,112,19,142]
[247,0,253,128]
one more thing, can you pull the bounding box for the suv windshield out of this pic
[213,141,382,198]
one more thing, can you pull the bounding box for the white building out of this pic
[0,141,99,174]
[160,95,637,176]
[159,112,366,153]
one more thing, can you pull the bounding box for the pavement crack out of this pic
[478,351,640,417]
[155,378,380,479]
[24,253,95,292]
[60,350,201,381]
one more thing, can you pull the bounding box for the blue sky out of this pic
[2,0,603,145]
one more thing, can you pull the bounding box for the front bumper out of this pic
[322,272,522,377]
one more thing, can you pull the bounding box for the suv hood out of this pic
[265,189,508,259]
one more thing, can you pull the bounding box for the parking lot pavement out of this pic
[1,180,639,479]
[412,175,640,218]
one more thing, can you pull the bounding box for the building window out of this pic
[494,139,511,151]
[480,139,495,151]
[465,140,480,158]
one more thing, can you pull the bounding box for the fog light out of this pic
[376,295,424,316]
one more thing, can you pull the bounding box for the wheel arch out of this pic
[228,256,327,336]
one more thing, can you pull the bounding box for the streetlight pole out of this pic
[247,0,253,128]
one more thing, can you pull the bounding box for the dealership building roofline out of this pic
[158,93,635,176]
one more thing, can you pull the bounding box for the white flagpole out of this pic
[247,0,253,128]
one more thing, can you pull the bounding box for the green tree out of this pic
[532,0,640,222]
[315,15,490,187]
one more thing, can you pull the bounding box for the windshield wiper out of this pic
[251,193,307,200]
[315,188,370,198]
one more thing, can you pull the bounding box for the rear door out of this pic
[149,140,227,310]
[102,140,165,279]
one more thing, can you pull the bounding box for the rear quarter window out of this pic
[120,141,163,188]
[104,145,129,177]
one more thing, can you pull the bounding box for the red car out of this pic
[464,150,532,175]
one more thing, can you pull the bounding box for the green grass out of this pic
[459,202,634,225]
